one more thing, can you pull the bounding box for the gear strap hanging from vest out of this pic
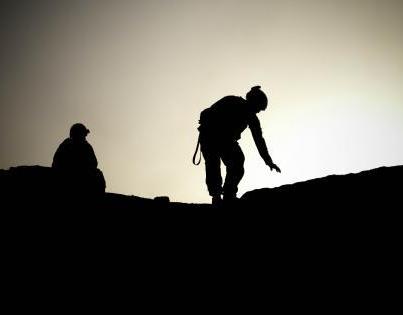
[192,134,201,165]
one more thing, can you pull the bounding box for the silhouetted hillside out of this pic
[242,165,402,210]
[2,164,401,273]
[0,165,212,211]
[1,165,401,212]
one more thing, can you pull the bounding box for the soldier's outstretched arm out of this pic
[249,116,281,173]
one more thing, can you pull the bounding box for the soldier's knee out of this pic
[237,164,245,177]
[227,161,244,176]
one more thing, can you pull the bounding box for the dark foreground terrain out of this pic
[1,165,401,303]
[1,164,401,228]
[1,164,401,209]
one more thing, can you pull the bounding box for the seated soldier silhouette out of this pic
[52,123,105,196]
[195,86,280,205]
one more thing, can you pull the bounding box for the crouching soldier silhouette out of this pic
[194,86,281,205]
[52,123,106,197]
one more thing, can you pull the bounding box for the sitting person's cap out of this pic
[70,123,90,138]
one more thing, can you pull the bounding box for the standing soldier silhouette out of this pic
[194,86,281,205]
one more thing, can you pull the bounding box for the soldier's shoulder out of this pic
[221,95,245,103]
[212,95,245,108]
[247,113,260,126]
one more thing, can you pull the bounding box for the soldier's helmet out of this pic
[246,86,268,111]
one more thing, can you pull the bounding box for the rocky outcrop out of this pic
[241,165,402,211]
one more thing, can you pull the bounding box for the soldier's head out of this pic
[70,123,90,141]
[246,86,268,113]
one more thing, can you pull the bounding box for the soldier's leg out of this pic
[221,142,245,199]
[201,142,222,198]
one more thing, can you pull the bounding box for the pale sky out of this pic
[1,0,403,203]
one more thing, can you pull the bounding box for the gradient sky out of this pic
[1,0,402,203]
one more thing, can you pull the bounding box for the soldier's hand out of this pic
[269,163,281,173]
